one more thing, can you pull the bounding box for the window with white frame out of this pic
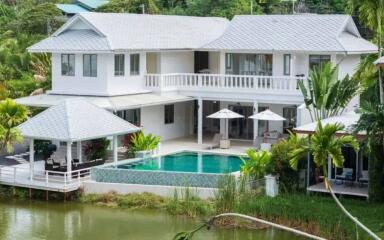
[283,54,291,76]
[130,54,140,75]
[309,55,331,71]
[83,54,97,77]
[114,54,125,76]
[61,54,75,76]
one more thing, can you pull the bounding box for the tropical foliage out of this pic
[240,149,271,179]
[354,102,384,201]
[0,98,29,153]
[129,131,160,152]
[299,62,360,121]
[83,138,110,160]
[267,135,307,193]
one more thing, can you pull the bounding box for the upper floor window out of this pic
[309,55,330,71]
[130,54,140,75]
[83,54,97,77]
[114,54,125,76]
[225,53,233,69]
[164,104,174,124]
[283,54,291,76]
[61,54,75,76]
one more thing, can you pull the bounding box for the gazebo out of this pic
[18,98,140,181]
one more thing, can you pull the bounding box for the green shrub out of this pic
[240,149,271,179]
[125,131,160,157]
[83,138,110,160]
[267,140,302,193]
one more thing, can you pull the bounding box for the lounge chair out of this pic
[207,133,222,150]
[260,143,272,151]
[335,168,353,184]
[359,170,369,187]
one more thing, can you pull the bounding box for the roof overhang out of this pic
[15,93,194,111]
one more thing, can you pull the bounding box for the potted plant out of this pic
[83,138,110,161]
[126,131,160,158]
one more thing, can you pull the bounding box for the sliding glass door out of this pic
[226,53,272,76]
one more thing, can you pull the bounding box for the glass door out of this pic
[228,105,254,140]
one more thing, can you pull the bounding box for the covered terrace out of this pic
[294,111,368,199]
[0,98,140,192]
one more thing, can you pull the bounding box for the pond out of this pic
[0,200,306,240]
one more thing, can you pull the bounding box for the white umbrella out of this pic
[207,108,244,140]
[249,109,286,133]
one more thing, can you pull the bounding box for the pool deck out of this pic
[158,136,253,156]
[0,136,252,193]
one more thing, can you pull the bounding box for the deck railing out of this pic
[145,73,305,93]
[0,165,91,191]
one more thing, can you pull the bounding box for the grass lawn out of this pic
[80,191,384,240]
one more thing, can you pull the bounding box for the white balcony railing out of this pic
[145,73,305,93]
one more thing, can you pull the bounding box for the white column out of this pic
[66,141,72,180]
[197,152,203,173]
[253,101,259,142]
[113,135,118,166]
[29,138,34,181]
[77,141,82,163]
[197,98,203,145]
[219,51,226,74]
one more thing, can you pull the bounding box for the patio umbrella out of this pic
[207,108,244,140]
[249,109,286,133]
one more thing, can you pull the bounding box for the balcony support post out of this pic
[197,97,203,145]
[253,101,259,143]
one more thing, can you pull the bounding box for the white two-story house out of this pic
[17,13,377,144]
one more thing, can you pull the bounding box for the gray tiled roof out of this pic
[203,15,377,53]
[18,98,140,141]
[29,30,110,52]
[29,13,229,52]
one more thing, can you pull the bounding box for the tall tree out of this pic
[354,102,384,202]
[299,62,360,121]
[347,0,384,103]
[0,98,28,153]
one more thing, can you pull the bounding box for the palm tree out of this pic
[0,98,28,153]
[298,62,360,121]
[347,0,384,103]
[289,122,380,239]
[354,102,384,202]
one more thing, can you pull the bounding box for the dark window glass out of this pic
[83,54,97,77]
[61,54,75,76]
[309,55,331,71]
[164,104,174,124]
[116,109,141,126]
[130,54,140,75]
[283,107,297,133]
[114,54,125,76]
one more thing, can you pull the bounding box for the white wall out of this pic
[160,51,194,73]
[141,102,192,141]
[51,53,109,95]
[209,52,220,74]
[51,52,148,96]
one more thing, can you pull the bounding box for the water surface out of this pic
[0,200,305,240]
[118,151,243,173]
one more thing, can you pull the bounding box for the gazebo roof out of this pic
[294,111,365,137]
[18,98,140,142]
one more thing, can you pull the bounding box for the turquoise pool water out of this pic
[117,152,243,174]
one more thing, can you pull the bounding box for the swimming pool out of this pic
[91,151,244,188]
[117,152,243,174]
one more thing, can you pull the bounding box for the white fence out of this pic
[145,73,305,93]
[0,165,91,192]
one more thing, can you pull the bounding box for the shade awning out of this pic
[207,108,244,119]
[15,93,193,111]
[374,56,384,66]
[249,109,286,121]
[18,98,140,142]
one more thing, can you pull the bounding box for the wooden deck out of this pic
[307,181,368,199]
[0,161,89,192]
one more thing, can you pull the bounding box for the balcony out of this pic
[145,73,305,103]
